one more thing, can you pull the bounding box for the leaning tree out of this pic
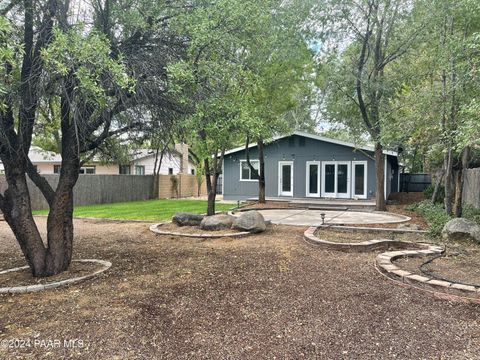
[0,0,184,276]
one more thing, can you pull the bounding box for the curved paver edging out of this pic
[374,246,480,295]
[304,226,480,297]
[0,259,112,294]
[303,226,422,252]
[316,224,426,234]
[149,223,251,238]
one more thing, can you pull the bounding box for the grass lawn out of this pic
[32,199,235,221]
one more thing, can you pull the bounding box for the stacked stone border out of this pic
[304,226,480,299]
[149,222,251,238]
[0,259,112,294]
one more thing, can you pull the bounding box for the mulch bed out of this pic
[388,192,426,205]
[0,261,100,287]
[1,218,480,359]
[158,222,242,235]
[396,242,480,287]
[314,228,428,244]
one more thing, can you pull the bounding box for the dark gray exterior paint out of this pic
[223,134,399,200]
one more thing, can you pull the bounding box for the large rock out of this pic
[442,218,480,243]
[172,212,204,226]
[200,214,235,231]
[232,210,266,233]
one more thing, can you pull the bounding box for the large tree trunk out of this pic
[453,146,470,218]
[431,167,445,204]
[375,142,386,211]
[444,148,454,216]
[204,158,216,216]
[1,161,78,277]
[1,171,48,277]
[257,138,266,203]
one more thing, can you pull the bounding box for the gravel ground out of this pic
[0,218,479,359]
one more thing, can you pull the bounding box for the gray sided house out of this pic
[222,131,399,201]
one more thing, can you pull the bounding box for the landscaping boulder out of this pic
[200,214,235,231]
[442,218,480,243]
[172,212,204,227]
[232,210,266,233]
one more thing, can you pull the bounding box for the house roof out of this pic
[27,146,63,163]
[223,130,398,157]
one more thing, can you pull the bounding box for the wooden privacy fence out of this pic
[400,173,431,192]
[158,174,207,199]
[0,175,156,211]
[463,168,480,209]
[0,174,207,211]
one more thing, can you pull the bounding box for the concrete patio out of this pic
[253,209,409,226]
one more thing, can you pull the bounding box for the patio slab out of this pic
[253,209,409,226]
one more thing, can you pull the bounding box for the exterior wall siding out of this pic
[223,134,399,201]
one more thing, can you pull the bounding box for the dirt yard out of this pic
[0,218,479,359]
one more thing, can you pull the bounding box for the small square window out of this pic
[191,169,195,175]
[240,160,259,180]
[119,165,131,174]
[54,165,61,174]
[79,166,95,174]
[168,168,174,175]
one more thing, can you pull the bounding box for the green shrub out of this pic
[423,184,444,203]
[463,205,480,225]
[407,200,451,238]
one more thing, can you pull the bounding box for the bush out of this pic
[408,201,480,237]
[423,184,444,203]
[463,205,480,225]
[406,200,451,237]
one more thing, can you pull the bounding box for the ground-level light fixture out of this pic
[321,213,326,225]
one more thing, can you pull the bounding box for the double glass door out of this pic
[321,161,351,199]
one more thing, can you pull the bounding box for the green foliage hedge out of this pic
[423,184,444,203]
[407,201,451,237]
[407,201,480,238]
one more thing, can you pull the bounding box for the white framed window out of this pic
[135,165,145,175]
[79,166,96,175]
[240,160,259,181]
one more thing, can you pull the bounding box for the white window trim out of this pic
[239,159,259,182]
[80,166,96,175]
[351,161,368,199]
[278,161,294,197]
[135,165,145,175]
[305,161,320,197]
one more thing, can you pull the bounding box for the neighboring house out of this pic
[124,144,196,176]
[222,131,400,201]
[0,144,195,176]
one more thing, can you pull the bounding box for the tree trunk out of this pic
[444,148,454,216]
[453,146,470,217]
[1,172,48,277]
[1,163,78,276]
[431,167,445,204]
[204,158,216,216]
[257,138,266,203]
[375,142,386,211]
